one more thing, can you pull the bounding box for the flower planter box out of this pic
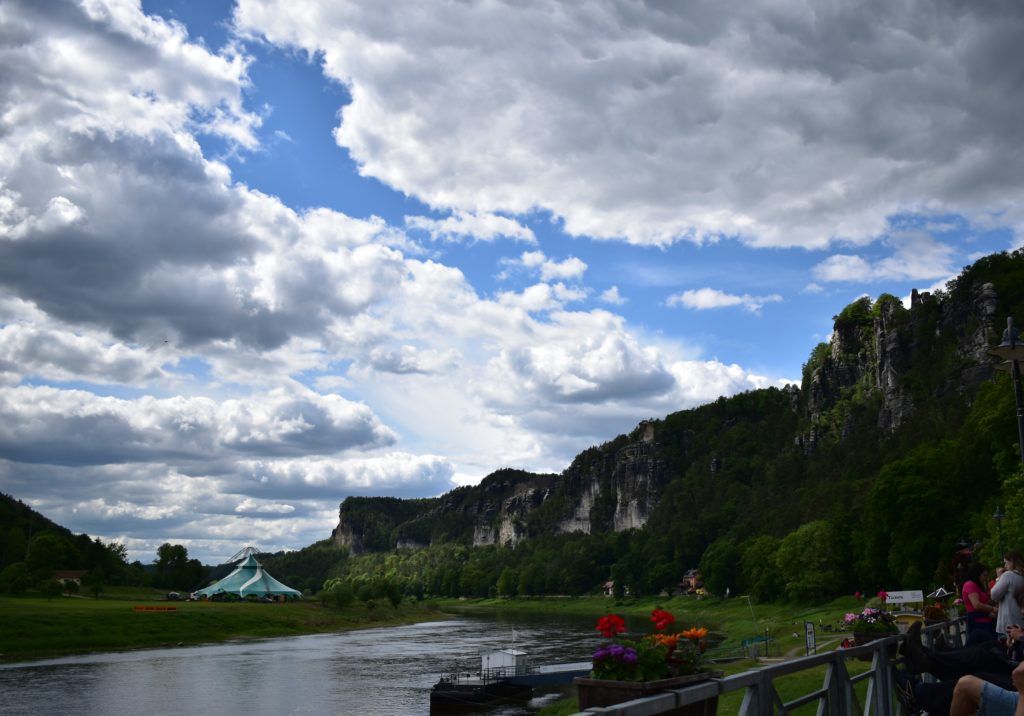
[852,632,898,661]
[574,671,721,715]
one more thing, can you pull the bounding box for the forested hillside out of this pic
[261,250,1024,603]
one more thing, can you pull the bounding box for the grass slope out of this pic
[0,587,445,662]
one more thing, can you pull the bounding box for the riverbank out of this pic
[442,592,861,655]
[3,589,870,667]
[0,589,447,662]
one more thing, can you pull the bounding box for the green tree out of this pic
[0,562,30,595]
[26,533,70,580]
[496,568,518,598]
[2,527,27,568]
[858,442,966,588]
[739,535,783,602]
[38,578,63,601]
[699,538,741,596]
[776,520,843,602]
[82,567,106,599]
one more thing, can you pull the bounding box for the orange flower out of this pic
[650,633,680,649]
[681,626,708,641]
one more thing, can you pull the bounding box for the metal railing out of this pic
[572,620,966,715]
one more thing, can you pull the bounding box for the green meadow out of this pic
[0,587,445,662]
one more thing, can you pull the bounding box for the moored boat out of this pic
[430,648,534,711]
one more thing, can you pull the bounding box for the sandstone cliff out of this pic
[333,256,1013,554]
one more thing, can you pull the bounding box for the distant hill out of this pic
[0,492,74,566]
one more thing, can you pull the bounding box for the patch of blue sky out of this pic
[163,356,213,382]
[141,0,234,52]
[292,361,354,393]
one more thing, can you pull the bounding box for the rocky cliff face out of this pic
[804,280,999,437]
[335,270,1008,554]
[333,425,669,552]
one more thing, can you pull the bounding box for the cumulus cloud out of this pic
[600,286,626,305]
[232,453,455,498]
[405,210,536,243]
[499,250,588,283]
[0,385,395,466]
[236,0,1024,248]
[0,323,168,385]
[813,232,957,283]
[667,288,784,314]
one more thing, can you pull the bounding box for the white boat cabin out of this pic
[481,649,528,677]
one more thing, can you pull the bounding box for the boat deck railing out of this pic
[571,619,966,716]
[438,664,537,685]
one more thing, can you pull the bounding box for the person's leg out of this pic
[951,676,986,716]
[920,674,1014,716]
[952,677,1019,716]
[905,622,1010,680]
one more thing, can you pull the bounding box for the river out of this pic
[0,611,606,716]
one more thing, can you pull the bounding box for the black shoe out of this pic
[892,668,920,715]
[901,630,933,676]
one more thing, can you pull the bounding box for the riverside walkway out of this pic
[570,620,964,716]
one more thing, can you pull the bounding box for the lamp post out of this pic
[988,317,1024,469]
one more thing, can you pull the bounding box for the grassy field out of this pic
[443,592,865,655]
[0,587,445,662]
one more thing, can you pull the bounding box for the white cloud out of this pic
[812,232,957,284]
[667,287,783,314]
[405,210,535,243]
[0,323,172,386]
[502,250,587,282]
[600,286,626,305]
[236,0,1024,248]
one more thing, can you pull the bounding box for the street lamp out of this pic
[988,317,1024,469]
[994,506,1005,558]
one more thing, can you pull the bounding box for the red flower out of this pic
[877,590,888,601]
[651,608,676,631]
[853,591,862,600]
[596,614,626,638]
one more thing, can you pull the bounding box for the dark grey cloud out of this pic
[0,386,395,466]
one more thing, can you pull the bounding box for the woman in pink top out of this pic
[963,563,998,645]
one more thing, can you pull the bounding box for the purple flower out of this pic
[622,647,638,664]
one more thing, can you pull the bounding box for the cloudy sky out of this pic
[1,0,1021,565]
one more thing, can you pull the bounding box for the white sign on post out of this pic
[804,621,816,655]
[885,590,924,606]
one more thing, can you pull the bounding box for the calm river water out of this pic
[0,611,605,716]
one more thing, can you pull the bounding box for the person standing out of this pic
[992,552,1024,636]
[964,563,999,646]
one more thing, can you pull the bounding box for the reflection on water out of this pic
[0,612,602,716]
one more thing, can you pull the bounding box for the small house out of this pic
[53,570,87,585]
